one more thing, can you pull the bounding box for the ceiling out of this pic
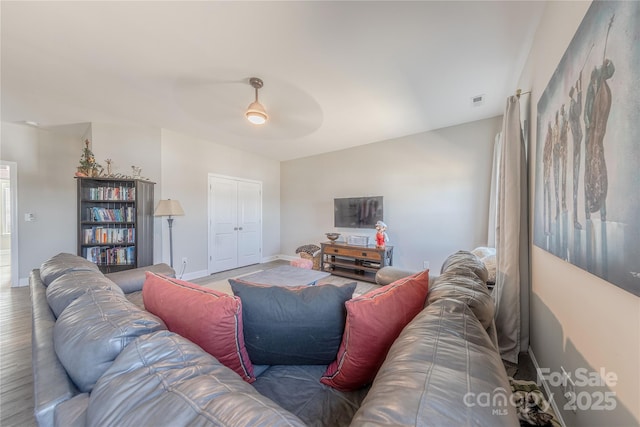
[1,1,545,161]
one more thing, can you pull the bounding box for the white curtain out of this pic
[492,96,530,364]
[487,133,501,247]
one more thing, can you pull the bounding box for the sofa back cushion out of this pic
[40,253,101,286]
[430,250,494,329]
[87,331,306,427]
[229,279,357,365]
[46,270,124,318]
[350,297,518,427]
[53,288,166,393]
[427,272,495,330]
[321,270,429,391]
[440,250,489,282]
[142,272,255,383]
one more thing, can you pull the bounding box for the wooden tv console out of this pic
[320,241,393,283]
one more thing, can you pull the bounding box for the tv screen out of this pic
[334,196,383,229]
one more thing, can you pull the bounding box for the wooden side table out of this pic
[320,241,393,283]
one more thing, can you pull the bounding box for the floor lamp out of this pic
[154,199,185,268]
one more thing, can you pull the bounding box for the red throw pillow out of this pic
[320,269,429,391]
[142,272,255,383]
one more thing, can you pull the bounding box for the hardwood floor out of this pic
[0,284,37,427]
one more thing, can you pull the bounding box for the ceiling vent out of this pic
[471,94,485,107]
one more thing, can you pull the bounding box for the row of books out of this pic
[84,246,135,265]
[86,206,135,222]
[87,186,136,201]
[83,227,135,244]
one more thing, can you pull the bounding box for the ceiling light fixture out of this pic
[246,77,268,125]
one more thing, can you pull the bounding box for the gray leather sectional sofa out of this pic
[30,251,518,426]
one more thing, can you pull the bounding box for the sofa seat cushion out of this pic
[253,365,369,427]
[54,393,89,427]
[46,270,123,318]
[53,288,166,393]
[229,279,357,365]
[87,331,307,427]
[142,272,255,383]
[350,298,518,427]
[40,253,101,286]
[321,270,429,391]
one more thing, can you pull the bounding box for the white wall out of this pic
[90,122,162,261]
[281,116,502,272]
[521,1,639,426]
[0,122,86,282]
[159,128,281,278]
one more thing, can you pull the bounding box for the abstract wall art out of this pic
[533,1,640,296]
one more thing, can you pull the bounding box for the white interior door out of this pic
[208,175,262,273]
[210,177,239,272]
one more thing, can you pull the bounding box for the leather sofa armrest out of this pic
[106,263,175,294]
[30,270,79,427]
[375,267,417,286]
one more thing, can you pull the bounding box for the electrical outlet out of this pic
[182,257,188,265]
[423,261,430,270]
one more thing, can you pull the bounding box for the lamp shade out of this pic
[154,199,185,217]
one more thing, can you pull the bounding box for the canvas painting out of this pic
[533,1,640,296]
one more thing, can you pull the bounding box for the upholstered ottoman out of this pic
[290,258,313,269]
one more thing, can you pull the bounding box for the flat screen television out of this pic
[334,196,383,229]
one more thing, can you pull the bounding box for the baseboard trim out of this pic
[261,254,297,263]
[527,347,567,427]
[181,269,208,281]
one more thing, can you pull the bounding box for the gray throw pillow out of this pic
[229,279,356,365]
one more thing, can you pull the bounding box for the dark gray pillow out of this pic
[229,280,357,365]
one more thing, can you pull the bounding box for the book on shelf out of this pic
[88,186,136,201]
[83,227,135,244]
[84,245,136,265]
[86,207,135,222]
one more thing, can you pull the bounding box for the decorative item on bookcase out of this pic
[104,159,113,177]
[75,139,102,177]
[131,166,142,179]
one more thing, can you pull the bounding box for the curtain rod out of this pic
[515,89,531,98]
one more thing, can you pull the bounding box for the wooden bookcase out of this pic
[76,177,155,273]
[320,241,393,283]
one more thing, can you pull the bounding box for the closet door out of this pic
[208,175,262,273]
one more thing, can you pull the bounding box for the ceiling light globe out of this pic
[246,101,268,125]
